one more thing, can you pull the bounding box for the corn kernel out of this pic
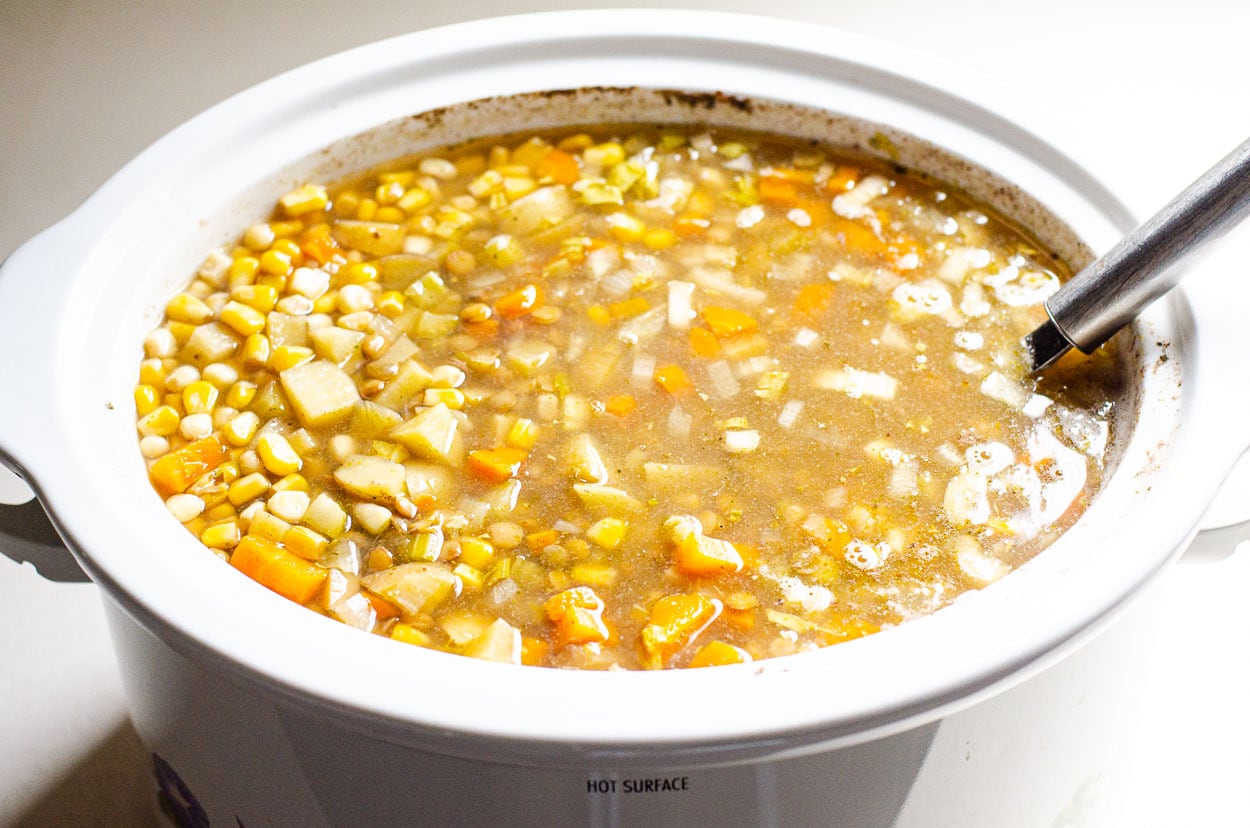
[134,384,160,416]
[231,284,279,313]
[280,184,329,217]
[201,363,239,389]
[179,412,214,441]
[468,170,503,198]
[337,284,374,314]
[606,212,646,243]
[223,411,260,446]
[391,623,430,647]
[166,293,213,324]
[165,493,206,523]
[304,493,348,538]
[259,249,293,277]
[227,472,271,506]
[584,142,625,167]
[139,358,167,387]
[164,365,200,393]
[182,380,219,415]
[268,489,311,523]
[337,262,378,286]
[453,562,485,590]
[501,177,537,201]
[643,228,677,250]
[506,417,539,449]
[216,461,241,484]
[220,301,266,336]
[144,328,178,359]
[355,199,378,221]
[201,520,241,549]
[397,187,431,211]
[242,334,271,368]
[283,525,327,560]
[228,256,261,285]
[587,304,611,326]
[273,473,310,493]
[458,537,495,570]
[268,345,313,372]
[139,435,170,458]
[419,158,458,180]
[203,502,238,523]
[375,206,405,223]
[166,322,196,344]
[270,220,303,238]
[586,517,628,549]
[376,291,405,318]
[137,405,180,437]
[257,433,302,476]
[243,223,275,251]
[422,388,465,409]
[225,381,257,410]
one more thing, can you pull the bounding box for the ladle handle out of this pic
[1046,137,1250,354]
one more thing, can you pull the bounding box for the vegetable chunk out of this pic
[280,360,360,427]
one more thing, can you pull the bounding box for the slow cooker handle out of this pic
[0,223,91,582]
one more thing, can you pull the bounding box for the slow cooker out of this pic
[1,11,1246,826]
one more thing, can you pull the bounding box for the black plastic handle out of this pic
[0,498,89,582]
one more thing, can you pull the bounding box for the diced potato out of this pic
[498,185,574,235]
[332,220,407,257]
[280,360,361,428]
[572,483,643,515]
[309,325,366,368]
[375,254,435,290]
[266,312,308,349]
[389,403,462,465]
[463,618,522,664]
[349,400,404,441]
[567,434,608,484]
[373,360,433,410]
[405,463,457,502]
[438,611,490,646]
[304,492,348,538]
[505,339,555,376]
[362,562,460,615]
[333,455,406,501]
[181,322,239,366]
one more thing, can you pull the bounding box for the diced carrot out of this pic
[721,606,757,632]
[535,149,581,185]
[229,534,327,605]
[701,306,758,338]
[688,640,752,668]
[411,493,438,513]
[794,283,835,316]
[364,590,404,621]
[832,218,890,257]
[640,593,721,668]
[653,364,692,396]
[673,215,711,237]
[520,636,550,666]
[494,284,544,319]
[759,176,799,205]
[608,296,649,319]
[674,533,744,577]
[544,586,610,646]
[824,165,861,194]
[764,166,815,184]
[462,318,499,340]
[604,395,637,417]
[526,528,561,551]
[299,224,342,266]
[149,437,227,497]
[467,446,527,483]
[688,326,720,358]
[735,543,761,570]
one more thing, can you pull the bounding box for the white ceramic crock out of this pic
[1,10,1247,826]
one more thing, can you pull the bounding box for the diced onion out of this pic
[724,429,760,453]
[631,353,656,388]
[815,367,898,400]
[777,400,804,429]
[707,361,740,399]
[979,371,1030,409]
[667,406,692,438]
[667,280,695,328]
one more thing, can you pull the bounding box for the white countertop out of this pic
[2,1,1249,824]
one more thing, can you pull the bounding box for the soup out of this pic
[134,126,1118,669]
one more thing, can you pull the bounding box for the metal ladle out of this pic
[1025,137,1250,372]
